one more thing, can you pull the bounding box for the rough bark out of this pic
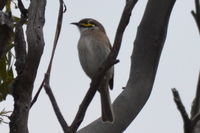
[191,73,200,133]
[191,0,200,132]
[14,19,27,75]
[9,0,46,133]
[78,0,176,132]
[0,11,13,59]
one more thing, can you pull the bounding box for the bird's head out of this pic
[71,18,106,33]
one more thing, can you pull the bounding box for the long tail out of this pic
[99,80,114,123]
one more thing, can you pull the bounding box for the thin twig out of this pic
[46,0,64,75]
[111,0,138,58]
[41,0,69,131]
[172,88,192,133]
[191,0,200,34]
[191,3,200,130]
[30,79,45,108]
[70,60,119,132]
[44,73,69,131]
[172,88,190,121]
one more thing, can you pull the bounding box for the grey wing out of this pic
[91,39,114,90]
[109,69,114,90]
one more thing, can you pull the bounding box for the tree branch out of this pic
[172,88,190,125]
[172,88,192,133]
[44,74,69,132]
[9,0,46,132]
[110,0,138,60]
[46,0,65,75]
[30,79,44,108]
[70,60,119,132]
[172,88,190,122]
[188,1,200,133]
[191,72,200,118]
[191,0,200,34]
[0,11,13,59]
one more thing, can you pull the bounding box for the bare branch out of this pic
[110,0,138,60]
[44,74,69,132]
[191,72,200,118]
[191,0,200,34]
[172,88,192,133]
[30,79,45,108]
[9,0,46,132]
[190,72,200,133]
[189,1,200,132]
[172,88,190,123]
[70,60,119,132]
[46,0,65,75]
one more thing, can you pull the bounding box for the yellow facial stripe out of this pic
[80,23,94,27]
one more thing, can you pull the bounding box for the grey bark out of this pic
[14,20,27,75]
[78,0,176,132]
[9,0,46,133]
[173,0,200,132]
[193,122,200,133]
[190,1,200,132]
[191,73,200,133]
[0,11,13,59]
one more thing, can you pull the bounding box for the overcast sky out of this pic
[1,0,200,133]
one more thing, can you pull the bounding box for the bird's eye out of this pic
[80,23,95,27]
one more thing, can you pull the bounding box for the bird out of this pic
[71,18,114,123]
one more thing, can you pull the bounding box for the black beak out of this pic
[71,22,79,26]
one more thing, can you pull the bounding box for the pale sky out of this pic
[1,0,200,133]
